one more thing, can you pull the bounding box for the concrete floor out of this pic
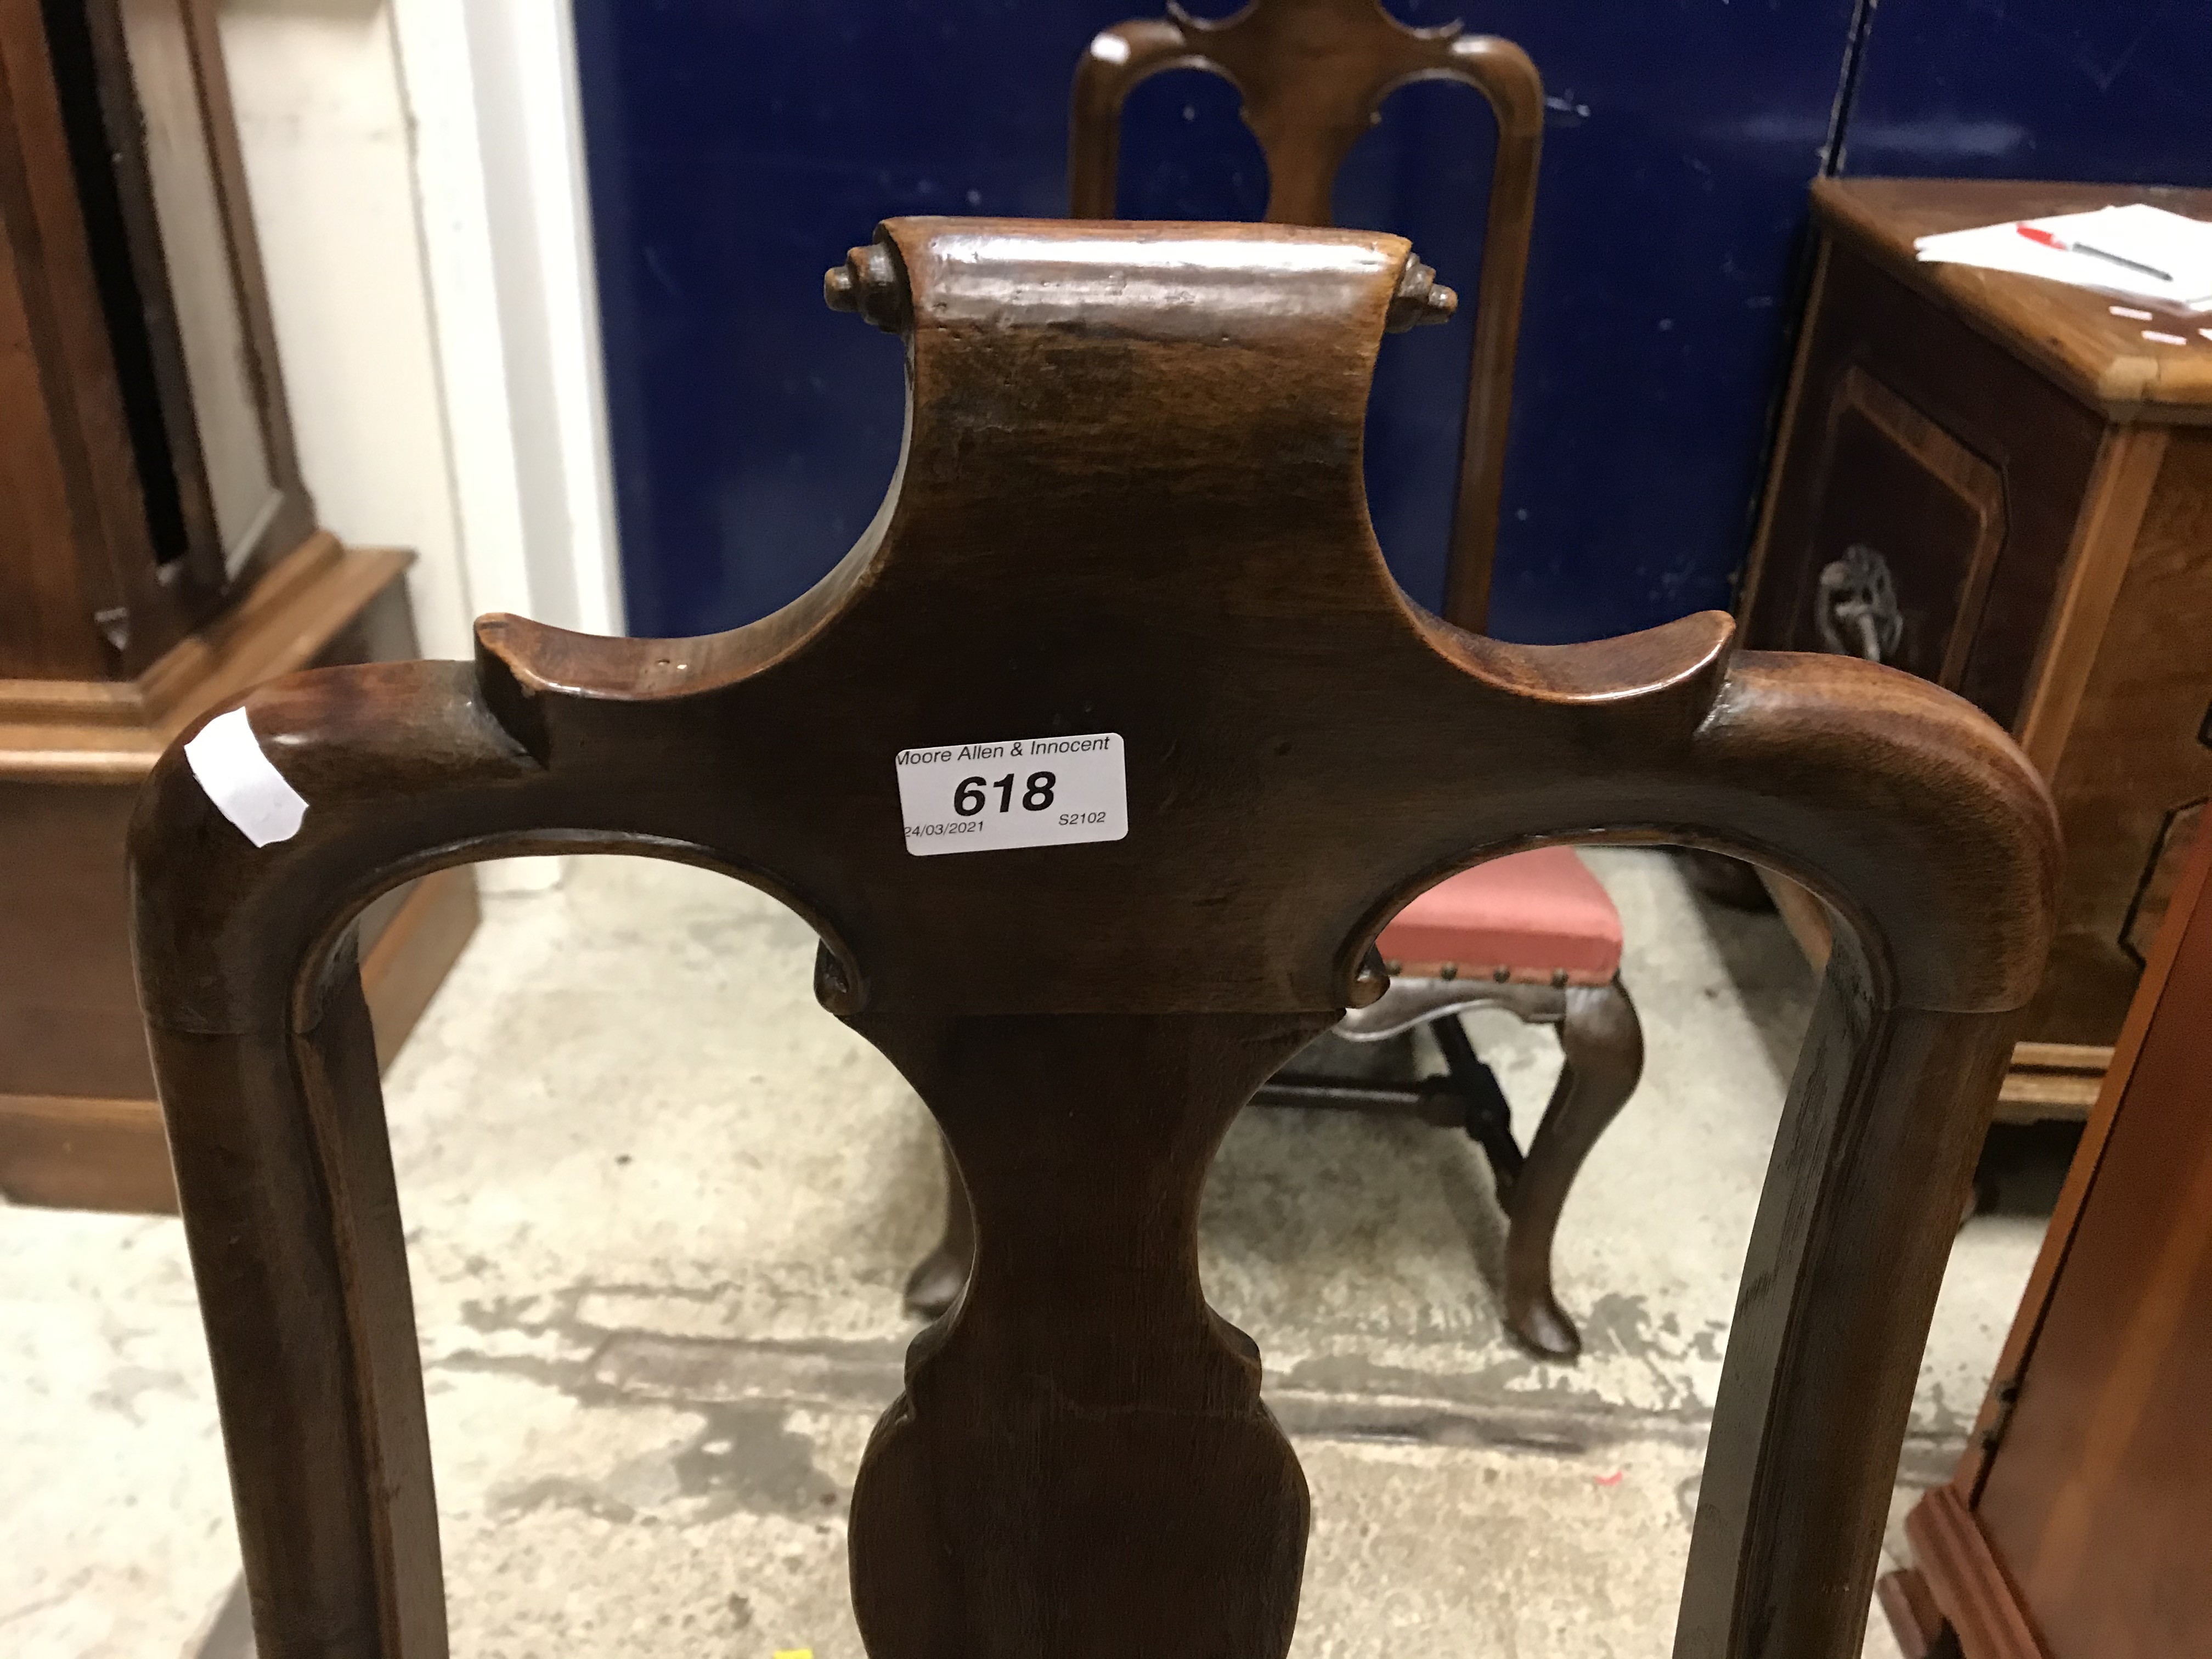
[0,848,2053,1657]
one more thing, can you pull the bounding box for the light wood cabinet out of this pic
[1880,782,2212,1658]
[0,0,472,1208]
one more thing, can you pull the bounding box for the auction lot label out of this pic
[895,732,1127,856]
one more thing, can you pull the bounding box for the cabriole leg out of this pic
[1503,979,1644,1358]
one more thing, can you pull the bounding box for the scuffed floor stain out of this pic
[672,1402,844,1519]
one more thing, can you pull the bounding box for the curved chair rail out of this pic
[133,218,2056,1659]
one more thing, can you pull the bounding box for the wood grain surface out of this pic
[1742,229,2112,736]
[1940,818,2212,1657]
[0,533,411,780]
[0,0,312,681]
[1814,177,2212,424]
[1741,177,2212,1087]
[1069,0,1543,629]
[1901,1486,2045,1659]
[131,219,2058,1659]
[0,0,153,679]
[0,863,476,1211]
[2024,425,2212,1042]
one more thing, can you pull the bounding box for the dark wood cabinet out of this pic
[1741,178,2212,1105]
[0,0,473,1210]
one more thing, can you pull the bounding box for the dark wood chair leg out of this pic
[1429,1011,1525,1192]
[1676,846,1776,912]
[904,1133,974,1319]
[1502,978,1643,1358]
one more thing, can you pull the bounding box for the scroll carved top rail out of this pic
[132,219,2056,1659]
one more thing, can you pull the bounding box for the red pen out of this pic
[2016,223,2174,284]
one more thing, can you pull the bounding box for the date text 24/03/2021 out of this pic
[893,732,1127,856]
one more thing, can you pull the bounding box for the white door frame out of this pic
[391,0,622,889]
[390,0,623,639]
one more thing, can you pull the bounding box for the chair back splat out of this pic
[1070,0,1546,627]
[131,220,2057,1659]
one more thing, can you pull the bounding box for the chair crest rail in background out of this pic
[1071,0,1546,628]
[131,218,2057,1659]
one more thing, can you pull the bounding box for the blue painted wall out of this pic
[574,0,2210,646]
[1345,1,1858,641]
[1837,0,2212,185]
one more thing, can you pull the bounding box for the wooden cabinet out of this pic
[0,0,473,1210]
[1880,787,2212,1658]
[1741,178,2212,1105]
[1,0,314,676]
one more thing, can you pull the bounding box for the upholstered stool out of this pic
[1379,846,1621,985]
[1270,847,1641,1357]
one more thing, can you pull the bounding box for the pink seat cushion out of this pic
[1376,847,1622,985]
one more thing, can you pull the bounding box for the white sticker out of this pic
[184,707,308,847]
[895,732,1127,856]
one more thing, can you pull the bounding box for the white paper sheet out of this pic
[1915,205,2212,312]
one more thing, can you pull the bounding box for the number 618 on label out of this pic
[894,732,1128,856]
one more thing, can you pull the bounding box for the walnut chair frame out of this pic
[909,946,1646,1361]
[1049,0,1617,1358]
[132,220,2055,1659]
[1071,0,1545,629]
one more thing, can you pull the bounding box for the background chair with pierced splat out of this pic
[132,217,2057,1659]
[906,0,1640,1359]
